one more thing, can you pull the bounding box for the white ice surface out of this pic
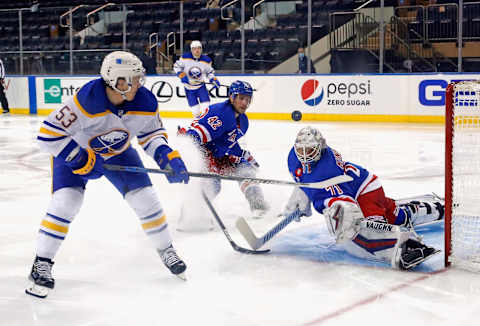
[1,115,479,326]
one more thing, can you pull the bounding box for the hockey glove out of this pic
[210,77,220,89]
[178,72,189,84]
[279,187,312,222]
[154,145,189,184]
[65,147,104,180]
[228,150,259,169]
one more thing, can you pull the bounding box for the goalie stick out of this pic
[104,164,353,189]
[202,191,270,254]
[236,209,302,250]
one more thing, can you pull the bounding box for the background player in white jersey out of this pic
[282,126,443,270]
[26,51,189,298]
[173,40,220,118]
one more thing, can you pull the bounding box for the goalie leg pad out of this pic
[397,200,445,227]
[342,220,412,269]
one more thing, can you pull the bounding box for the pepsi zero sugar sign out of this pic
[301,79,372,108]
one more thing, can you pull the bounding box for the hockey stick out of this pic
[103,164,353,189]
[205,82,259,92]
[201,191,270,254]
[236,209,302,250]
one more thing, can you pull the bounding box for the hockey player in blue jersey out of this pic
[26,51,189,298]
[174,40,220,118]
[179,80,269,217]
[282,126,444,270]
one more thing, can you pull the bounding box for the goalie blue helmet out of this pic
[228,80,253,99]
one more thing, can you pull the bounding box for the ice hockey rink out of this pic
[1,114,479,326]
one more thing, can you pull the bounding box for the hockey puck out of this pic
[291,110,302,121]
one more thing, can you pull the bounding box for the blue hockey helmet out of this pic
[228,80,254,99]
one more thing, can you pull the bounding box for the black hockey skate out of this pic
[158,245,187,280]
[399,239,440,270]
[25,256,55,298]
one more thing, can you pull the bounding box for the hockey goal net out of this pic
[445,81,480,271]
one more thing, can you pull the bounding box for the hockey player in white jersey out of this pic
[26,51,189,298]
[282,126,443,270]
[173,40,220,117]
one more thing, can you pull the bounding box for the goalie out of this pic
[282,126,444,270]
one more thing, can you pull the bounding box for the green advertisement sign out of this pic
[44,79,62,104]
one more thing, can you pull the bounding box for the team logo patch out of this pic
[301,79,324,107]
[188,66,202,80]
[89,129,130,155]
[295,167,303,177]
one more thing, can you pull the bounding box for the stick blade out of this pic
[235,217,261,250]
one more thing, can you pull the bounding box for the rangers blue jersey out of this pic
[288,146,375,213]
[187,100,248,157]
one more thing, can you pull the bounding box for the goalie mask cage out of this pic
[445,81,480,272]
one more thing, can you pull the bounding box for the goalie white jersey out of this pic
[173,52,215,90]
[37,78,169,161]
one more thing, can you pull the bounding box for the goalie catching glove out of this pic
[154,145,189,184]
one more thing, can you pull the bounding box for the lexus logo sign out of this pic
[151,81,173,103]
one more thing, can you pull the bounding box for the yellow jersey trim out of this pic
[124,111,156,116]
[167,150,181,160]
[138,132,168,146]
[39,126,65,137]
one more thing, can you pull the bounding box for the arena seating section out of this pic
[0,1,478,73]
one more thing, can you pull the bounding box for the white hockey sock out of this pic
[191,104,202,118]
[198,101,210,116]
[125,186,172,250]
[36,187,84,260]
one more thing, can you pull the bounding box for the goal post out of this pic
[445,80,480,272]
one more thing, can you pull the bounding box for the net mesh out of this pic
[450,81,480,271]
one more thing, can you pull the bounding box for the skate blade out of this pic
[175,272,187,281]
[25,283,49,298]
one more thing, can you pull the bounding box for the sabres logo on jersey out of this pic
[89,129,130,156]
[188,66,203,81]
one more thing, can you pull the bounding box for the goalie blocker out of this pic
[324,202,439,270]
